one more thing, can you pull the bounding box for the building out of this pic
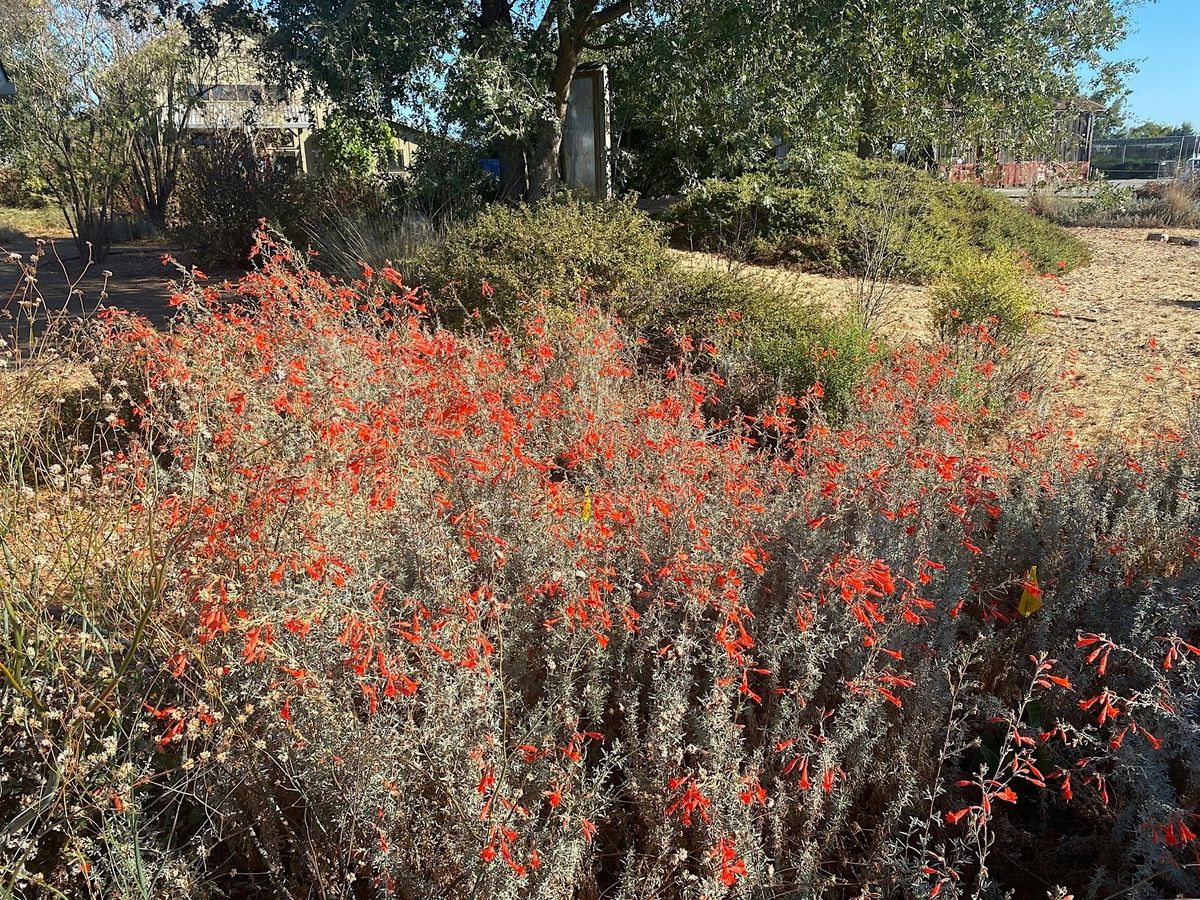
[379,123,423,176]
[935,99,1103,188]
[174,38,325,173]
[0,61,14,98]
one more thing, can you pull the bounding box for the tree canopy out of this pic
[182,0,652,200]
[153,0,1139,198]
[1118,120,1197,139]
[0,0,179,256]
[613,0,1145,190]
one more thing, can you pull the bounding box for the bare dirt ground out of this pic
[677,227,1200,438]
[1,237,235,330]
[1039,227,1200,435]
[4,227,1198,439]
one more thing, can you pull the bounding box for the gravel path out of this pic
[1040,227,1200,436]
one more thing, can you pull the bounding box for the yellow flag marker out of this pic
[1018,565,1043,618]
[581,487,592,522]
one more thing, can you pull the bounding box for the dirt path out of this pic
[1039,227,1200,435]
[1,238,235,330]
[676,227,1200,438]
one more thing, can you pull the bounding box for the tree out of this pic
[798,0,1142,161]
[0,0,135,258]
[175,0,647,202]
[1124,120,1196,138]
[155,0,1140,203]
[125,26,237,231]
[612,0,1144,189]
[311,112,397,180]
[608,0,816,192]
[0,0,182,257]
[1089,59,1136,139]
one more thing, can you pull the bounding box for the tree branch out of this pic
[534,0,561,41]
[583,0,631,37]
[582,33,634,52]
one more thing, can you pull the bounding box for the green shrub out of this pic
[936,180,1089,273]
[830,161,963,282]
[0,166,47,209]
[389,139,499,226]
[415,196,670,325]
[414,199,873,415]
[750,309,873,419]
[666,174,833,264]
[312,112,397,179]
[663,155,1090,281]
[930,250,1041,344]
[658,267,876,420]
[173,134,320,267]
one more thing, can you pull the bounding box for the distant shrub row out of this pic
[170,134,499,269]
[1029,178,1200,229]
[412,196,879,420]
[663,155,1090,280]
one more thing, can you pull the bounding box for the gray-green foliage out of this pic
[1031,180,1200,229]
[613,0,1143,190]
[414,196,672,325]
[665,155,1091,281]
[0,0,178,259]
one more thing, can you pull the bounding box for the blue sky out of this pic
[1112,0,1200,126]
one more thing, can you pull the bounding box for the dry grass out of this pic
[669,249,930,339]
[675,226,1200,438]
[0,205,69,240]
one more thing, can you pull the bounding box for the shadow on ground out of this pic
[1,238,237,333]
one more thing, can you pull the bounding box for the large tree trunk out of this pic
[526,38,581,203]
[497,136,528,203]
[857,87,879,159]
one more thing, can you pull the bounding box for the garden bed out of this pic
[676,226,1200,437]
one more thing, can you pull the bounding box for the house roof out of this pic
[1061,98,1106,113]
[385,120,434,143]
[0,61,14,97]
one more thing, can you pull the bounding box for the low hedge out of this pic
[664,155,1090,281]
[412,199,875,419]
[413,196,672,326]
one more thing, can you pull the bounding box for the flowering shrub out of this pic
[2,231,1199,899]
